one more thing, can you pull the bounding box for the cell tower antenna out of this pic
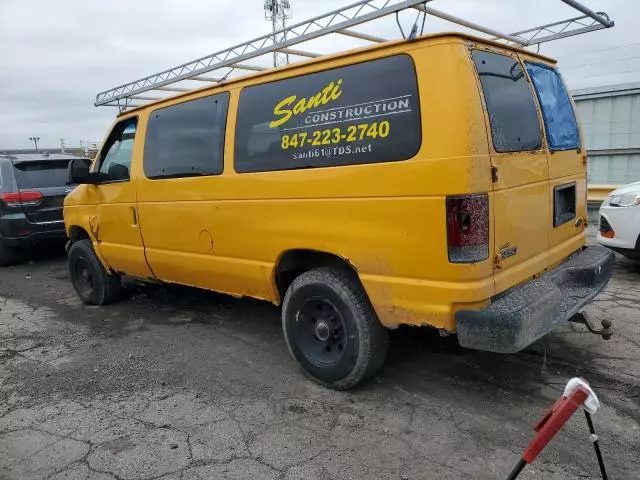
[264,0,292,67]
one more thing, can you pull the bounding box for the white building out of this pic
[573,82,640,186]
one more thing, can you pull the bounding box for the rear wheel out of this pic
[0,239,20,267]
[68,239,121,305]
[282,267,388,390]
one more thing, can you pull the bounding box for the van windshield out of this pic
[525,62,580,151]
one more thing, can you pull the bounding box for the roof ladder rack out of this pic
[95,0,613,110]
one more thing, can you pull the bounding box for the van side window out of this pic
[525,62,580,151]
[234,54,421,173]
[472,51,542,153]
[98,118,138,182]
[144,93,229,179]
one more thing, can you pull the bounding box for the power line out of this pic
[560,55,640,70]
[555,42,640,59]
[564,67,640,81]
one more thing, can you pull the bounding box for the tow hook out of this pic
[569,312,613,340]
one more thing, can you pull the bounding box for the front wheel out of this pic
[282,267,388,390]
[68,239,121,305]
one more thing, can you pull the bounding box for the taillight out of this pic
[446,194,489,263]
[0,191,44,207]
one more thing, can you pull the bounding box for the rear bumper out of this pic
[0,214,66,247]
[456,245,615,353]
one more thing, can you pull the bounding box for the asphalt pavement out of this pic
[1,245,639,479]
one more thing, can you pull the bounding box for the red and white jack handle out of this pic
[506,379,608,480]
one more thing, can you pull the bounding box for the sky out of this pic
[1,0,638,150]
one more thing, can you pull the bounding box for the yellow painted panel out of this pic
[491,181,550,273]
[548,149,586,180]
[64,34,588,332]
[548,173,587,250]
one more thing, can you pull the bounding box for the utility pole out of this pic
[29,136,40,152]
[264,0,291,67]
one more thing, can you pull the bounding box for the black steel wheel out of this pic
[282,267,388,390]
[295,298,348,367]
[73,257,94,298]
[68,239,121,305]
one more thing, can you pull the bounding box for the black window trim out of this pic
[143,91,230,181]
[553,181,577,227]
[233,53,422,174]
[471,49,543,154]
[96,115,139,185]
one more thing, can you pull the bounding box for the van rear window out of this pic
[525,62,580,151]
[472,50,542,153]
[234,55,421,173]
[13,161,69,189]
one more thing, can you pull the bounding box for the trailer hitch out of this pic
[569,312,613,340]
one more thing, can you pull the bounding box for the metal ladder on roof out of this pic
[95,0,613,110]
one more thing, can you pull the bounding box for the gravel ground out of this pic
[0,244,638,480]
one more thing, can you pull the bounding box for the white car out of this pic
[598,181,640,259]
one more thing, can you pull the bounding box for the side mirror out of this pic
[68,158,97,185]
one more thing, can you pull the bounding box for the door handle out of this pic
[130,206,138,226]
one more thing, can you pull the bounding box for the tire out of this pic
[0,239,20,267]
[68,239,121,305]
[282,267,389,390]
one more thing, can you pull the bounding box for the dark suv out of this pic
[0,153,88,266]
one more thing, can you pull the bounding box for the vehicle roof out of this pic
[118,31,556,117]
[611,181,640,196]
[0,153,87,163]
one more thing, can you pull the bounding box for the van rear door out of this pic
[471,49,550,291]
[523,61,585,253]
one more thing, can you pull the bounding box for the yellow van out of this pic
[64,33,614,389]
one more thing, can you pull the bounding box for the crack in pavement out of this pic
[2,255,640,480]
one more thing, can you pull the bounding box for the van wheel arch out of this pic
[274,249,358,302]
[69,226,91,243]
